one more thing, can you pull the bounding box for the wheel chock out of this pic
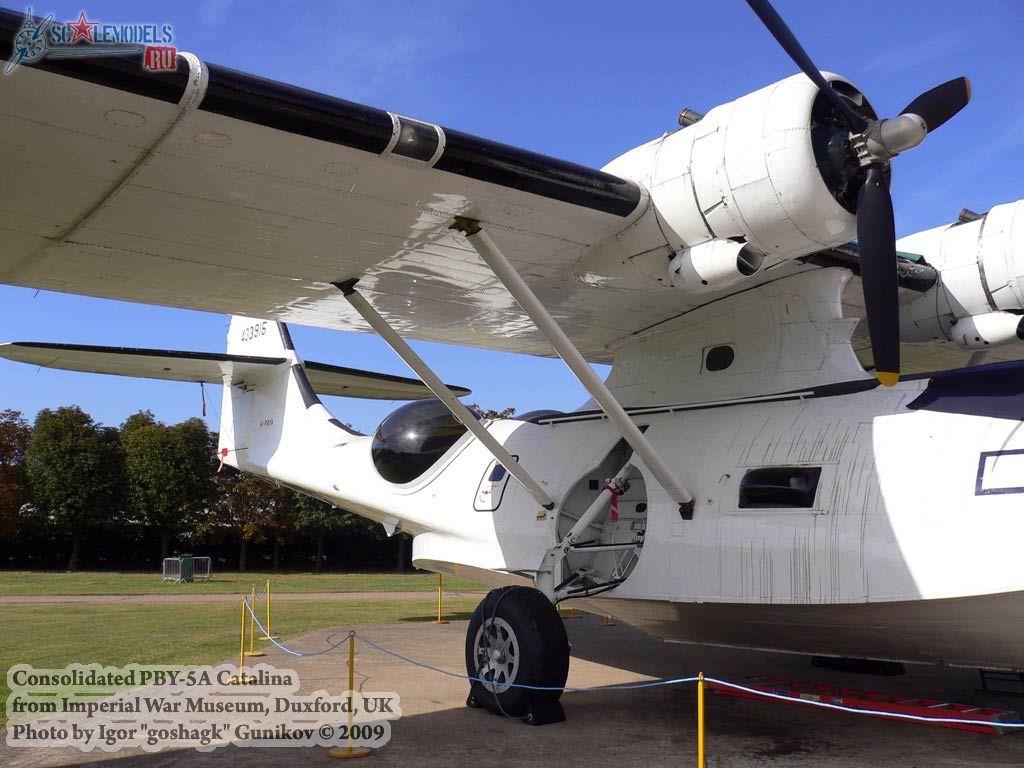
[525,700,566,726]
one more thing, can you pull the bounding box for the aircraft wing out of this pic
[0,8,686,363]
[0,342,468,400]
[2,8,1013,376]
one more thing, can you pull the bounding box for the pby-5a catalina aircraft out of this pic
[1,1,1022,722]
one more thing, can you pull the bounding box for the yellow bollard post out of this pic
[260,581,280,638]
[266,581,278,638]
[246,587,265,658]
[432,573,448,625]
[697,671,706,768]
[600,614,616,627]
[231,599,246,685]
[558,605,581,620]
[328,631,372,759]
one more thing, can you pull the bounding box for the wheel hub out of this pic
[473,617,519,693]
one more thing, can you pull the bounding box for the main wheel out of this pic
[464,586,569,719]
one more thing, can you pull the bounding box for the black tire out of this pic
[464,586,569,718]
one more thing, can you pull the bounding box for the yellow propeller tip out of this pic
[876,371,900,387]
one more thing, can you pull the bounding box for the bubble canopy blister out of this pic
[371,398,480,484]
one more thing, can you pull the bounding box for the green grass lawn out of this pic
[1,596,478,727]
[0,570,484,596]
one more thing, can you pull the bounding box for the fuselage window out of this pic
[475,457,516,512]
[704,345,735,372]
[739,466,822,508]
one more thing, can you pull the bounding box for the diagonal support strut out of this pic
[451,217,695,515]
[334,279,555,510]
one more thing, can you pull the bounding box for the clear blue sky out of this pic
[1,0,1022,434]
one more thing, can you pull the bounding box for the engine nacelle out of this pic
[949,312,1024,350]
[576,72,877,292]
[669,239,764,292]
[899,200,1024,344]
[645,71,871,256]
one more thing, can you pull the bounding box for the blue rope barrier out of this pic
[243,596,347,657]
[356,632,700,693]
[241,596,696,691]
[239,597,1024,728]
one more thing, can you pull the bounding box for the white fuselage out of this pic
[238,362,1024,670]
[220,270,1024,671]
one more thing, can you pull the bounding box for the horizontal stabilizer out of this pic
[0,342,469,401]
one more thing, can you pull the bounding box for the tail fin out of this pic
[226,316,295,358]
[219,316,355,479]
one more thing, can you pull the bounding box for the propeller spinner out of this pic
[745,0,971,385]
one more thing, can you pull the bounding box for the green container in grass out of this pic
[179,554,194,583]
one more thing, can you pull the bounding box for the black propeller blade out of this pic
[745,0,868,132]
[745,0,972,385]
[900,76,972,132]
[856,166,900,386]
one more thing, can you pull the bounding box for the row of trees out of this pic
[0,407,391,572]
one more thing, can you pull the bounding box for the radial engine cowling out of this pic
[899,200,1024,344]
[648,71,876,255]
[576,72,878,292]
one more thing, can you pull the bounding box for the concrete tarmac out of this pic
[4,614,1023,767]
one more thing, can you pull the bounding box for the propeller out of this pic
[745,0,971,386]
[901,77,971,132]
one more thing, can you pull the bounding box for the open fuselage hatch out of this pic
[556,439,648,593]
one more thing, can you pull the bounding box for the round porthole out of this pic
[704,345,734,372]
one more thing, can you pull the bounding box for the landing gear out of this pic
[464,586,569,725]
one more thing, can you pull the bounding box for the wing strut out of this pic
[451,217,695,517]
[333,279,556,511]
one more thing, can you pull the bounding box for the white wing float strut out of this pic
[451,217,695,516]
[334,279,556,510]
